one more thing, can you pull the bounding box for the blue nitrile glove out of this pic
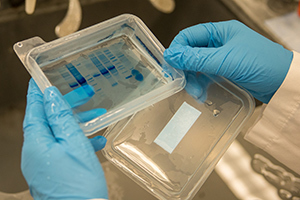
[184,71,212,103]
[21,79,108,200]
[164,20,293,103]
[63,85,107,123]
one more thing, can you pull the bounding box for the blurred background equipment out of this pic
[1,0,299,199]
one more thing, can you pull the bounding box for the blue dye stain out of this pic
[131,69,139,76]
[89,55,100,66]
[125,75,133,79]
[96,31,116,43]
[69,82,79,88]
[135,36,161,66]
[135,73,144,81]
[121,24,135,31]
[162,69,174,80]
[89,55,106,71]
[131,69,144,81]
[93,73,101,77]
[100,69,109,75]
[96,53,109,64]
[108,66,116,71]
[89,54,113,77]
[66,63,87,86]
[112,82,118,87]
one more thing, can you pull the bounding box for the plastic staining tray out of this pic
[103,74,255,200]
[14,14,185,135]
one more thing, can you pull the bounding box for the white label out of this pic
[154,102,201,154]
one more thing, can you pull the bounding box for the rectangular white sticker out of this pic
[154,102,201,154]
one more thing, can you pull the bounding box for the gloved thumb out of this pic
[89,136,107,152]
[164,45,223,75]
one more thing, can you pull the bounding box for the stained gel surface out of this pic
[41,36,168,119]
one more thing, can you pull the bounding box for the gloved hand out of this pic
[164,20,293,103]
[21,79,108,200]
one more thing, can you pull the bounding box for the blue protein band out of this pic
[154,102,201,154]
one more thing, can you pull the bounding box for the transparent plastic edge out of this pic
[14,14,186,136]
[179,77,256,200]
[25,14,136,57]
[130,14,166,55]
[102,76,255,200]
[102,123,170,200]
[13,36,52,92]
[80,14,186,135]
[13,14,143,93]
[83,76,186,136]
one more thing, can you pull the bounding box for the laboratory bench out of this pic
[0,0,299,199]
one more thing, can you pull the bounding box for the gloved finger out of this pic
[64,85,95,109]
[23,79,54,142]
[43,86,87,144]
[76,108,107,122]
[184,72,209,103]
[164,45,225,75]
[169,21,229,48]
[89,136,107,152]
[63,85,107,123]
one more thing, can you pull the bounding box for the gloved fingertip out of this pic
[64,85,95,108]
[164,44,184,56]
[44,86,62,98]
[44,86,66,105]
[28,78,35,86]
[164,46,185,69]
[43,86,74,121]
[77,108,107,122]
[163,48,172,58]
[185,81,203,100]
[28,78,42,95]
[90,136,107,152]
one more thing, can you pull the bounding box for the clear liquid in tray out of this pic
[41,36,168,116]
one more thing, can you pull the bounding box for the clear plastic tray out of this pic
[13,14,185,135]
[102,73,255,200]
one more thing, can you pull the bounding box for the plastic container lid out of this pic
[13,14,185,135]
[102,73,255,200]
[14,14,255,199]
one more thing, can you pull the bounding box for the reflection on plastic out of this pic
[116,142,171,184]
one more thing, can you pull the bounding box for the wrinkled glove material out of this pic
[164,20,293,103]
[22,79,108,200]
